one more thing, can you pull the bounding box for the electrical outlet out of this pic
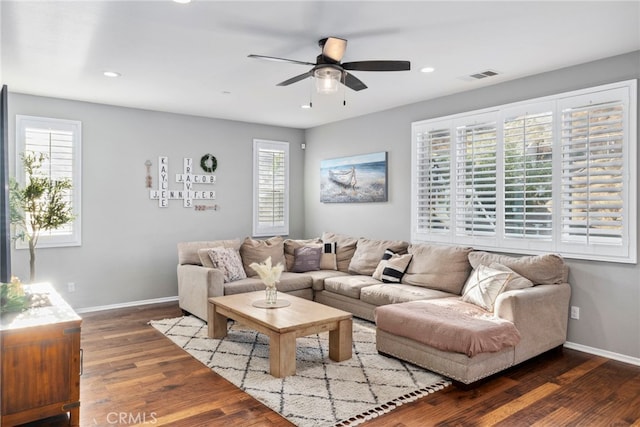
[570,306,580,320]
[67,282,76,293]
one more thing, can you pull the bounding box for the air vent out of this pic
[469,70,499,80]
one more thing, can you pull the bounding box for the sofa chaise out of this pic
[176,232,571,385]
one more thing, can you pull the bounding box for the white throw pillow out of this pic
[461,265,512,311]
[208,247,247,283]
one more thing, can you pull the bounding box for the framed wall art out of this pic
[320,151,388,203]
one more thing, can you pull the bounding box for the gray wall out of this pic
[304,51,640,361]
[8,94,305,308]
[7,51,639,361]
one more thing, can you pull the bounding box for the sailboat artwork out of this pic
[320,152,388,203]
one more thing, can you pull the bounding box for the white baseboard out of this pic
[75,296,179,314]
[564,341,640,367]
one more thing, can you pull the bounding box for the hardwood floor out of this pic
[22,302,640,427]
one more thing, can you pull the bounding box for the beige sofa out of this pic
[176,232,571,385]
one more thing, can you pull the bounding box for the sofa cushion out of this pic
[291,246,322,273]
[461,265,511,311]
[322,232,358,273]
[360,283,455,306]
[177,239,242,265]
[284,238,322,271]
[223,272,313,296]
[468,251,568,285]
[240,236,286,276]
[320,241,338,270]
[198,248,216,268]
[489,263,533,291]
[323,275,381,299]
[374,299,521,357]
[348,238,409,275]
[372,251,413,284]
[402,244,473,294]
[301,270,350,291]
[207,247,247,283]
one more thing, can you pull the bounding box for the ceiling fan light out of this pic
[314,67,342,94]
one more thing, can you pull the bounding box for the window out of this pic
[252,139,289,237]
[15,115,82,248]
[411,80,636,263]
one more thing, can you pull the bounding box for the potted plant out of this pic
[9,152,74,282]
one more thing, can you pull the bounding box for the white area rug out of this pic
[149,315,450,426]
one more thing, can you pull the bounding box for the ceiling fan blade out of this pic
[342,60,411,72]
[343,72,367,91]
[248,54,315,67]
[277,71,312,87]
[322,37,347,62]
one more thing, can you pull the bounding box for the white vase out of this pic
[265,287,277,305]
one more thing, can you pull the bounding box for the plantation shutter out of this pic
[16,115,82,248]
[413,123,452,239]
[503,106,554,245]
[24,127,75,238]
[454,114,498,242]
[253,139,289,237]
[559,90,628,257]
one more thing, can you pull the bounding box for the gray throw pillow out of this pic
[292,246,322,273]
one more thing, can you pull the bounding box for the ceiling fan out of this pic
[248,37,410,94]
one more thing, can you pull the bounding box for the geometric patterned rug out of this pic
[149,316,450,427]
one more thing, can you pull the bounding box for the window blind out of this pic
[415,126,451,234]
[24,127,75,237]
[503,110,553,240]
[455,120,497,238]
[560,101,624,246]
[410,80,636,263]
[253,139,289,237]
[16,115,82,248]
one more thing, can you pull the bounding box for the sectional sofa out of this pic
[177,232,571,384]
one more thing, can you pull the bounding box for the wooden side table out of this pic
[1,283,82,426]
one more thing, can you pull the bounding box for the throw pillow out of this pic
[461,264,512,311]
[208,247,247,283]
[489,263,534,291]
[372,250,413,283]
[348,238,409,275]
[403,244,473,294]
[240,236,286,277]
[284,238,322,271]
[291,246,323,273]
[320,241,338,270]
[468,251,568,285]
[321,232,358,273]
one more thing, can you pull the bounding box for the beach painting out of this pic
[320,151,388,203]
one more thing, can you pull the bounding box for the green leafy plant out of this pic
[9,152,74,282]
[0,276,28,313]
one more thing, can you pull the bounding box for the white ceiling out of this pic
[2,1,639,129]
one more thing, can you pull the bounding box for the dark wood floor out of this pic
[24,302,640,426]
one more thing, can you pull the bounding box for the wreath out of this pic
[200,154,217,173]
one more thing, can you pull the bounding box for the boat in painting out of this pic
[329,166,357,188]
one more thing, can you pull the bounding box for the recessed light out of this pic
[301,104,312,109]
[173,0,191,4]
[420,67,435,73]
[103,71,121,78]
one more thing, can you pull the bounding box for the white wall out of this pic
[304,51,640,361]
[8,94,305,309]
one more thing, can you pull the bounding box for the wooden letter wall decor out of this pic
[149,156,216,208]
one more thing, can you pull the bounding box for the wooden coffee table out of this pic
[207,291,353,377]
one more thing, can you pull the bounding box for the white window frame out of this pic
[15,115,82,248]
[252,139,289,237]
[411,80,636,264]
